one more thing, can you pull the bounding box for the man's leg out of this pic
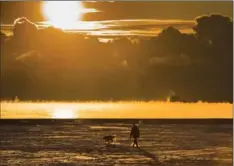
[132,138,136,147]
[134,138,137,148]
[136,138,138,148]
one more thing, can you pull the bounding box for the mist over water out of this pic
[1,101,232,119]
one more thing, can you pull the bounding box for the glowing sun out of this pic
[43,1,84,30]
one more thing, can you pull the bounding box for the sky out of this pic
[0,1,233,102]
[0,1,233,36]
[1,1,233,23]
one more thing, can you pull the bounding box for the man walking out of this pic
[130,123,140,148]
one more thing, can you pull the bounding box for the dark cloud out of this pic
[1,14,232,102]
[149,54,191,67]
[13,17,38,37]
[0,31,7,43]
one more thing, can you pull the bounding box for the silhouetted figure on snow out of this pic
[130,123,140,148]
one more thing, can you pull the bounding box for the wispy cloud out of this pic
[1,19,195,37]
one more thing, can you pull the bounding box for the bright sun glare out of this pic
[43,1,84,30]
[52,109,76,119]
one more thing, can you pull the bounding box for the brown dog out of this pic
[103,135,116,144]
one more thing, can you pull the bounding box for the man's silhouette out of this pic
[130,123,140,148]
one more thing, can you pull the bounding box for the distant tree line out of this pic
[0,14,233,102]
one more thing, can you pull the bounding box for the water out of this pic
[1,101,232,119]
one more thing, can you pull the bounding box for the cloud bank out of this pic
[0,14,233,102]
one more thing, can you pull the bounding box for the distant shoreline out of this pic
[1,100,232,104]
[0,119,232,125]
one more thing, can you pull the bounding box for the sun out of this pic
[42,1,83,30]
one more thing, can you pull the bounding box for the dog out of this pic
[103,135,116,145]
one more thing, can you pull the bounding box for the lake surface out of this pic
[1,101,232,119]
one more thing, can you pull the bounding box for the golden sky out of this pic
[1,1,232,37]
[1,1,232,23]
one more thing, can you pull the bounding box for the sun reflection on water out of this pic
[51,108,76,119]
[0,101,232,119]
